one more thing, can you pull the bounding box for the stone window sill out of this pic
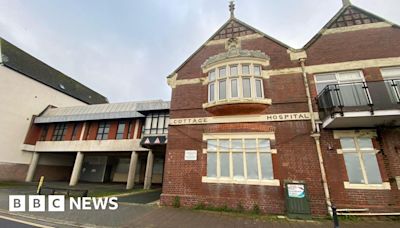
[343,181,391,190]
[202,98,272,109]
[202,176,280,186]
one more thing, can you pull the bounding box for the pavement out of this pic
[0,183,399,227]
[118,189,162,204]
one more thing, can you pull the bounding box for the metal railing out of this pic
[316,79,400,121]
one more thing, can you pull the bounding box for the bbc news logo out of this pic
[9,195,118,212]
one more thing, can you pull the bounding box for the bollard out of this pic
[36,176,45,194]
[332,205,339,228]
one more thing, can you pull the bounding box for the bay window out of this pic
[207,63,265,103]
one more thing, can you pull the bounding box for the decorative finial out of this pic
[229,1,235,18]
[342,0,351,6]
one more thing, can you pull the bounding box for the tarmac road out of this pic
[0,216,49,228]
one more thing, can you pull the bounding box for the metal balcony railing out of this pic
[316,79,400,121]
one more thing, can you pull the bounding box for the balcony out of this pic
[316,79,400,128]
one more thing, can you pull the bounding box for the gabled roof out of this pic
[0,38,108,104]
[34,100,170,123]
[167,17,292,78]
[304,3,398,49]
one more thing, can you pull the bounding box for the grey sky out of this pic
[0,0,399,102]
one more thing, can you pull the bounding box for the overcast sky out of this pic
[0,0,399,103]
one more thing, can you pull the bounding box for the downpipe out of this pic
[299,58,333,216]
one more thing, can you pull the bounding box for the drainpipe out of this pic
[299,58,333,216]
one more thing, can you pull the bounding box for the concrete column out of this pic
[126,151,138,190]
[69,152,84,186]
[25,152,40,182]
[143,150,154,190]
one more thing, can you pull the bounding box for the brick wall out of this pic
[320,129,400,212]
[164,21,400,216]
[161,121,327,215]
[306,27,400,65]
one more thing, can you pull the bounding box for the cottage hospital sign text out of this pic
[169,112,314,126]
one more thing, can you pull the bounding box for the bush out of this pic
[172,196,180,208]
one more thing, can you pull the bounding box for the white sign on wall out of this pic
[287,184,305,198]
[184,150,197,161]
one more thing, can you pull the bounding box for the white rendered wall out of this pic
[0,65,87,166]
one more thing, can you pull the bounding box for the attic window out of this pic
[59,84,65,90]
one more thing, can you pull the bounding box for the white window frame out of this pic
[207,63,265,102]
[380,66,400,103]
[380,66,400,80]
[334,130,391,190]
[202,133,279,186]
[314,70,366,94]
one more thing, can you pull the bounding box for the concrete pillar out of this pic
[25,152,40,182]
[143,150,154,190]
[69,152,84,186]
[126,151,138,190]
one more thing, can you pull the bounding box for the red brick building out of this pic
[22,100,169,190]
[161,1,400,217]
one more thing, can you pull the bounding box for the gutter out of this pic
[299,58,333,216]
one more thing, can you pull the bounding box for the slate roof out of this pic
[34,100,170,123]
[0,38,108,104]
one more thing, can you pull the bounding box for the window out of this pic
[209,83,215,102]
[230,65,238,76]
[207,63,264,103]
[116,121,126,139]
[206,137,274,182]
[381,67,400,103]
[242,78,251,98]
[52,123,67,141]
[39,125,48,141]
[315,71,368,106]
[143,112,169,135]
[255,79,263,98]
[96,122,110,140]
[208,64,264,102]
[254,65,261,76]
[340,137,382,184]
[208,70,216,81]
[219,67,226,78]
[219,80,226,99]
[242,64,250,75]
[71,123,79,140]
[231,79,238,98]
